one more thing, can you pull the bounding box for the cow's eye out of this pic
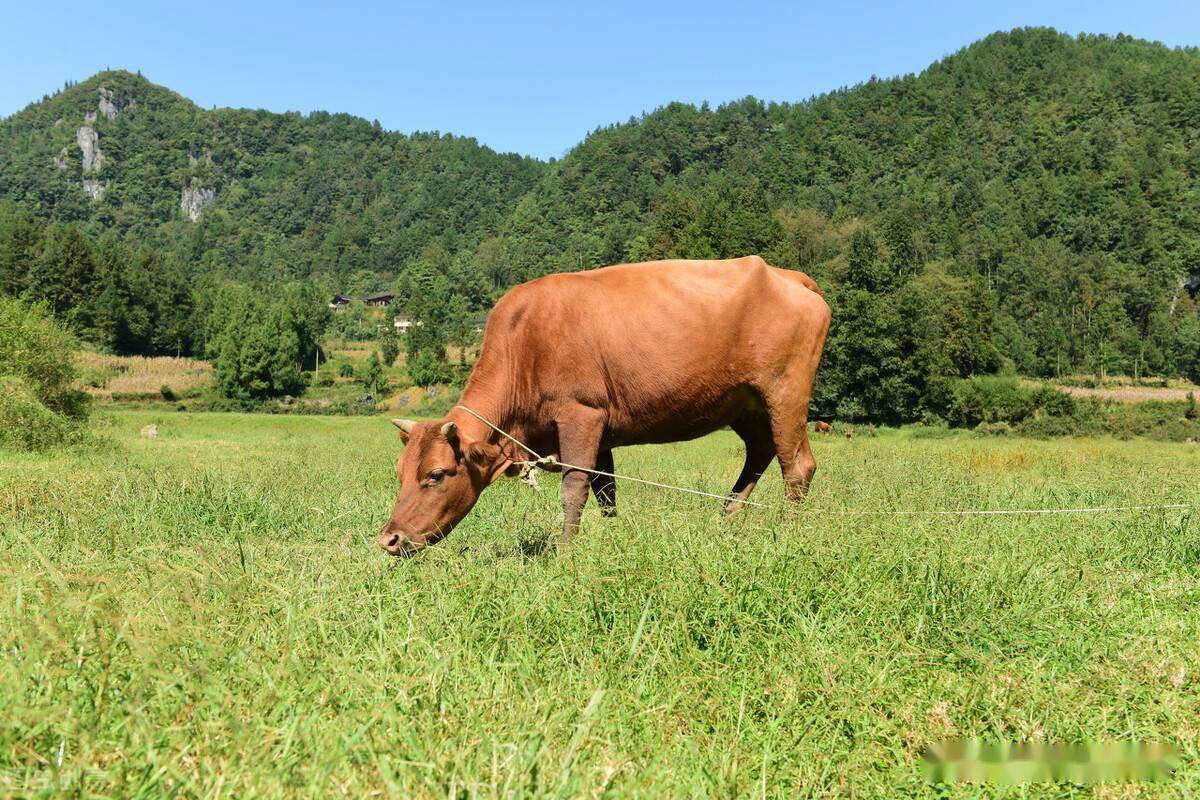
[427,469,446,484]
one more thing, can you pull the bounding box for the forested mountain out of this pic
[495,29,1200,386]
[0,69,543,284]
[3,28,1200,418]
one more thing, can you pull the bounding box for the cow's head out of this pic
[377,417,517,556]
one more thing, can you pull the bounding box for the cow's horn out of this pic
[441,421,459,441]
[391,419,415,433]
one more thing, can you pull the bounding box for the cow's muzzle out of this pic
[377,528,424,558]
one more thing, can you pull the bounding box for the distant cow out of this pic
[379,256,831,556]
[813,420,833,434]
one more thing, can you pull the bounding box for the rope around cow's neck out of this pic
[453,405,1192,517]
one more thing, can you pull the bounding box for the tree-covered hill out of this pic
[495,30,1200,387]
[3,28,1200,419]
[0,70,544,283]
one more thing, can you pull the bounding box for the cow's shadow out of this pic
[515,533,553,559]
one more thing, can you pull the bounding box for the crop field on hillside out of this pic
[76,352,213,399]
[1,412,1198,797]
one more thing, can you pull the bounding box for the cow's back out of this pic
[477,256,830,443]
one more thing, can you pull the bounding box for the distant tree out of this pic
[380,326,401,366]
[361,351,384,395]
[0,203,41,296]
[211,294,309,399]
[406,347,446,388]
[24,224,97,328]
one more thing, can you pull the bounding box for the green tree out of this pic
[24,224,98,329]
[380,327,401,366]
[0,203,41,296]
[361,352,384,395]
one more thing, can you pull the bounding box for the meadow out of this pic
[1,411,1198,798]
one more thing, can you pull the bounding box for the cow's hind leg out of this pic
[725,413,775,515]
[591,449,617,517]
[768,409,817,503]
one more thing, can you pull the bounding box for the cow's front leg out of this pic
[556,407,606,546]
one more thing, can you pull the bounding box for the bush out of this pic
[0,297,89,451]
[160,384,176,401]
[945,376,1074,428]
[1014,413,1084,439]
[910,423,955,439]
[974,421,1012,436]
[338,361,354,378]
[0,377,78,451]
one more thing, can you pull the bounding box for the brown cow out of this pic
[379,255,831,556]
[813,420,833,434]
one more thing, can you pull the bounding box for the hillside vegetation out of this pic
[3,28,1200,421]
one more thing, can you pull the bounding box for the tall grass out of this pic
[77,352,212,399]
[1,412,1197,797]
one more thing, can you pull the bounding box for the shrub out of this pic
[945,376,1074,428]
[160,384,176,401]
[974,421,1012,436]
[338,361,354,378]
[1014,413,1084,439]
[910,423,955,439]
[0,297,89,450]
[0,377,78,451]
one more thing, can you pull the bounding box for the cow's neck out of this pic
[452,383,532,462]
[451,341,549,462]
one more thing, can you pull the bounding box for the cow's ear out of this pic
[465,441,491,465]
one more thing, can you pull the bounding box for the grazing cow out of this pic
[379,256,831,556]
[813,420,833,434]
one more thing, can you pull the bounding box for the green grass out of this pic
[2,411,1199,798]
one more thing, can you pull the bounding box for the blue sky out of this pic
[3,0,1198,159]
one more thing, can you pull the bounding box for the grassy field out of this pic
[2,412,1198,797]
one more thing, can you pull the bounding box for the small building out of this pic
[329,294,352,310]
[394,315,424,333]
[363,291,395,309]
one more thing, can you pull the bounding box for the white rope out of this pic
[812,504,1192,517]
[454,405,1192,517]
[456,404,764,506]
